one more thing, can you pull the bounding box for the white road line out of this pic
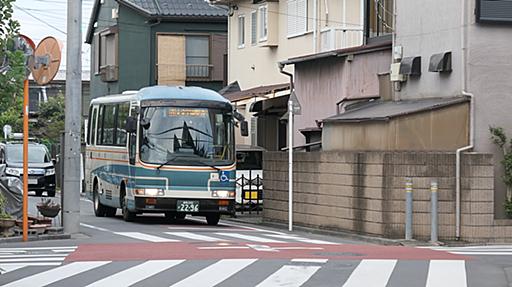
[0,246,76,251]
[0,257,66,262]
[166,227,250,231]
[86,260,184,287]
[265,234,336,245]
[80,223,111,232]
[53,250,76,253]
[426,260,467,287]
[215,233,284,243]
[291,258,329,263]
[342,259,397,287]
[198,246,249,250]
[219,221,287,235]
[0,254,68,258]
[0,263,61,274]
[114,232,180,242]
[450,252,512,255]
[255,265,321,287]
[0,261,111,287]
[170,259,257,287]
[164,232,226,242]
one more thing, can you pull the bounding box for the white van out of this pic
[235,145,264,208]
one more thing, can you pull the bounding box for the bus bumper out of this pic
[133,197,235,215]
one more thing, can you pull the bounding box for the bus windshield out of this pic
[139,106,234,165]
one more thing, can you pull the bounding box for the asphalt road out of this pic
[0,194,511,286]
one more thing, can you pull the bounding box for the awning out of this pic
[223,83,290,102]
[250,95,289,115]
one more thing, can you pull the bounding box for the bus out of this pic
[84,86,248,225]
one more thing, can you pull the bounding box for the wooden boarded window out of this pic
[157,35,186,86]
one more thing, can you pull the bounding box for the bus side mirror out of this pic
[240,121,249,137]
[126,116,137,133]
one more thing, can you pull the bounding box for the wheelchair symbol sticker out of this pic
[219,171,229,182]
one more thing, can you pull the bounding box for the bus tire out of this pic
[105,207,117,217]
[121,195,136,222]
[206,214,220,226]
[93,182,107,217]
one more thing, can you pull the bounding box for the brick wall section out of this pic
[263,151,508,243]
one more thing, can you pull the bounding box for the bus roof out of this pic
[90,86,230,105]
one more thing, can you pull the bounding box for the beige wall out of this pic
[227,0,363,90]
[263,151,512,243]
[322,103,469,151]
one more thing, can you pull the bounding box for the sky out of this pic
[12,0,95,78]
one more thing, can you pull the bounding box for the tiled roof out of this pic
[121,0,228,17]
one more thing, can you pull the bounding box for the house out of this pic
[262,0,512,242]
[211,0,365,151]
[85,0,228,101]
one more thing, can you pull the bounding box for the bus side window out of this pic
[90,107,98,146]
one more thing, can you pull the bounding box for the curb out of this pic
[0,233,71,243]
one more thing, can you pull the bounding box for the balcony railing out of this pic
[186,64,213,79]
[320,26,364,52]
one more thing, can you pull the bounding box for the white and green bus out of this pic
[85,86,247,225]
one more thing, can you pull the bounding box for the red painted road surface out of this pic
[65,242,468,262]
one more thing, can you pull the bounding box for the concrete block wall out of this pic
[263,151,505,243]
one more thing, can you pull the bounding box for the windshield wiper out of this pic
[156,156,222,171]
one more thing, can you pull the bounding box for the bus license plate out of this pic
[177,200,199,212]
[28,179,38,185]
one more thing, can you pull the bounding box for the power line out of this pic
[14,4,67,35]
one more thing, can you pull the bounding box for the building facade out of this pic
[85,0,228,101]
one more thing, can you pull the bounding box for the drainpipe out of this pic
[313,0,318,52]
[455,0,473,240]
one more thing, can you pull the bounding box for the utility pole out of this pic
[63,0,82,233]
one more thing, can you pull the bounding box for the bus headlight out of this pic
[45,168,55,176]
[212,190,235,198]
[5,168,21,176]
[134,188,165,196]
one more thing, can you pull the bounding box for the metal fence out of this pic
[236,173,263,215]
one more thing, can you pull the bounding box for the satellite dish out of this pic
[30,36,62,86]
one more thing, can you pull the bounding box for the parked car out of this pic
[235,145,264,208]
[0,141,56,197]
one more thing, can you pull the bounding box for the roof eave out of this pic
[85,0,101,44]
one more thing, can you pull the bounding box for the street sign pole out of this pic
[288,99,294,232]
[22,79,29,242]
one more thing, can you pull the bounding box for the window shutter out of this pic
[251,11,258,45]
[157,35,186,86]
[287,0,298,36]
[297,0,307,33]
[477,0,512,23]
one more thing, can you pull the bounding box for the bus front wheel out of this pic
[93,183,107,217]
[122,196,136,222]
[206,214,220,226]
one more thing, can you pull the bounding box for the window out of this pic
[100,32,117,67]
[259,5,268,41]
[116,103,129,146]
[251,11,258,45]
[366,0,394,40]
[88,106,98,145]
[186,36,210,78]
[93,34,100,74]
[238,15,245,48]
[287,0,307,37]
[100,105,115,145]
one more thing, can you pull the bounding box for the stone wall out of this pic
[263,151,512,243]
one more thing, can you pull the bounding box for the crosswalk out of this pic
[0,246,77,275]
[82,225,336,245]
[0,258,469,287]
[426,245,512,256]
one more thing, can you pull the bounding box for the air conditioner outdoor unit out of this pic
[100,65,118,82]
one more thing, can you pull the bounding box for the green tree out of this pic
[32,93,65,145]
[0,0,23,138]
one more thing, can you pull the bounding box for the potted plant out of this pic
[36,198,61,218]
[0,192,15,236]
